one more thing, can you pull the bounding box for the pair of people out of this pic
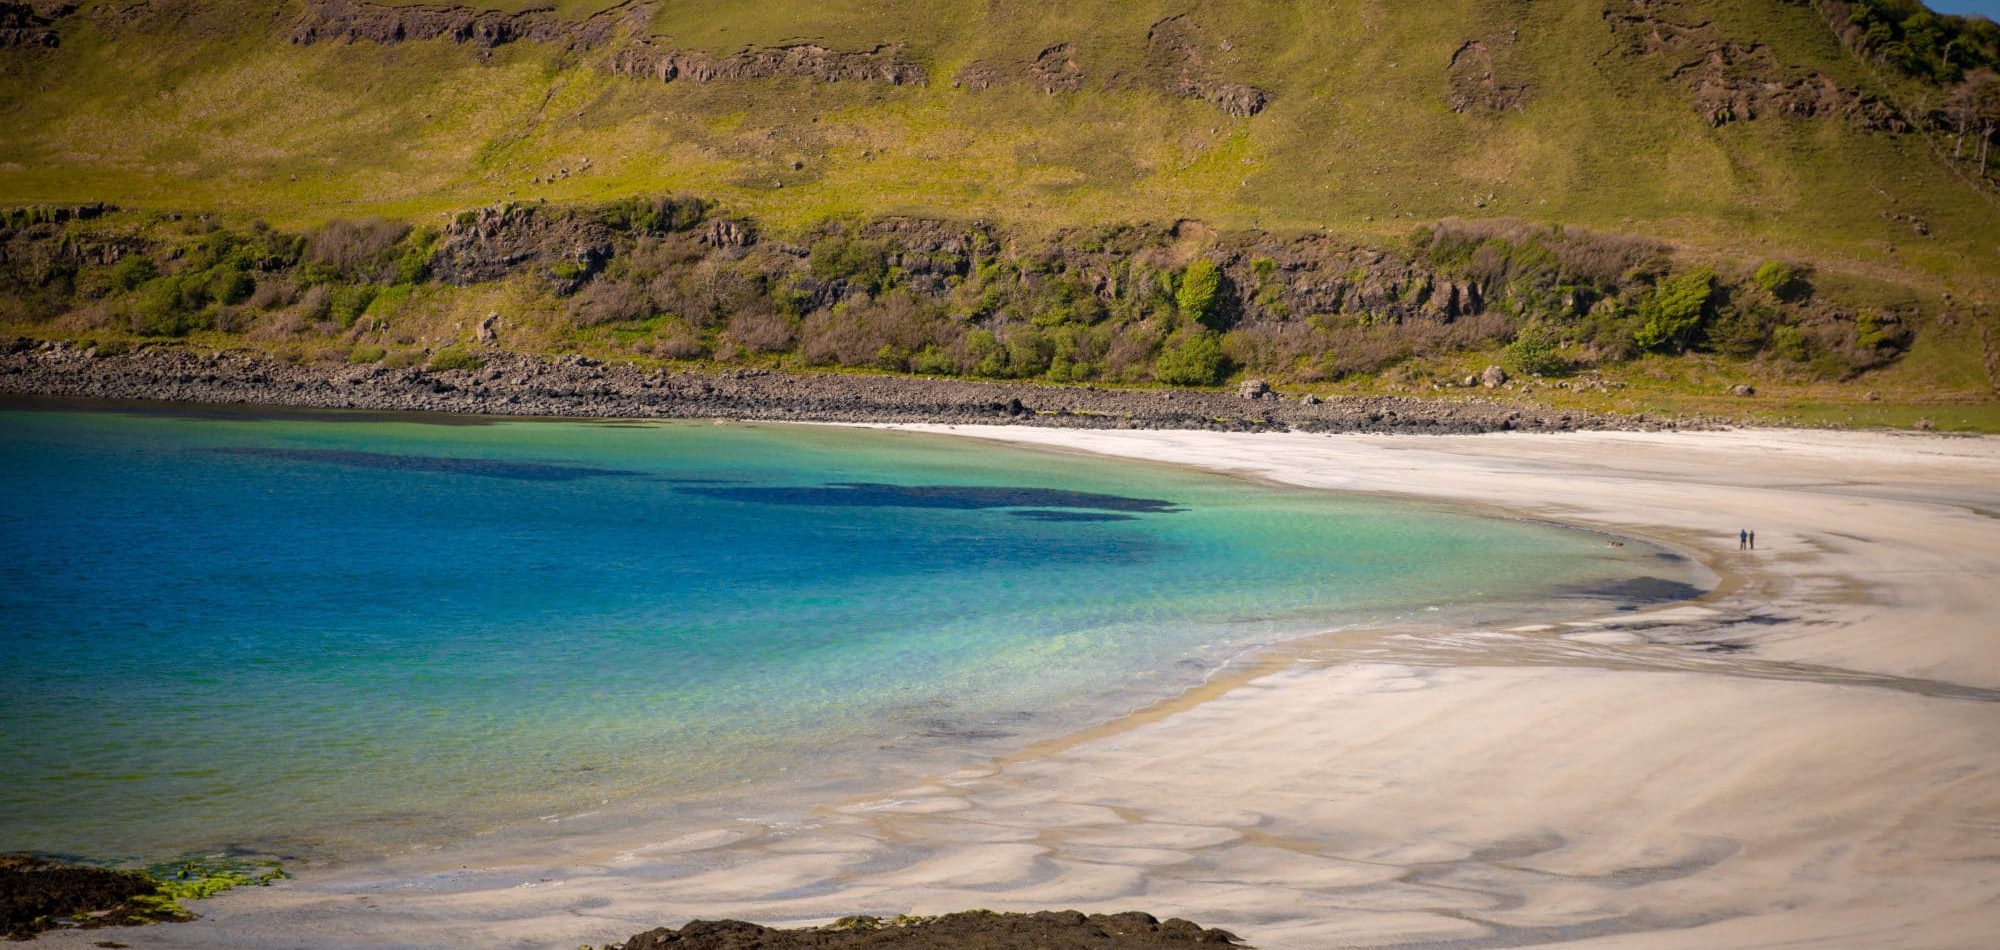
[1738,528,1756,550]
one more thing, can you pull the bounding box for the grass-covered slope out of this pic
[0,0,1992,258]
[0,0,1996,425]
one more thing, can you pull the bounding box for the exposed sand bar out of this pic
[44,428,2000,950]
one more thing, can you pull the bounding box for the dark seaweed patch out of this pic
[685,483,1182,515]
[1008,509,1138,523]
[213,447,644,481]
[1564,576,1708,604]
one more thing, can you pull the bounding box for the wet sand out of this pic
[39,427,2000,949]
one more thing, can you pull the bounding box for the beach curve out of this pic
[36,426,2000,950]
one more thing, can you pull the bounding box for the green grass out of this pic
[0,0,1994,423]
[2,0,1995,273]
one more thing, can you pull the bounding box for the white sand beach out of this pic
[44,426,2000,950]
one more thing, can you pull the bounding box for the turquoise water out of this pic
[0,404,1694,864]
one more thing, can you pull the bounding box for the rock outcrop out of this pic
[0,2,71,49]
[957,42,1085,94]
[432,204,617,290]
[1146,15,1270,117]
[611,912,1244,949]
[608,39,924,86]
[1446,35,1531,113]
[1604,0,1903,130]
[290,0,636,50]
[291,0,925,87]
[0,340,1674,434]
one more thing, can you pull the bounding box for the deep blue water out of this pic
[0,405,1693,863]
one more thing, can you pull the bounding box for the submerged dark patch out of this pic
[1566,575,1708,604]
[213,447,644,481]
[686,482,1183,515]
[1008,509,1139,523]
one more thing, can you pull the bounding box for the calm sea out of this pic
[0,404,1697,864]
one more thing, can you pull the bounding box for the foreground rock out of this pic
[0,855,174,939]
[608,911,1242,949]
[0,341,1703,433]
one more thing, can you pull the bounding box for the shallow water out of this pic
[0,405,1699,864]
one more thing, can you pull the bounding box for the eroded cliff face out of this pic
[1605,0,1903,130]
[1447,34,1532,113]
[290,0,928,87]
[0,2,72,48]
[607,40,925,86]
[957,43,1084,95]
[289,0,638,49]
[1145,15,1270,117]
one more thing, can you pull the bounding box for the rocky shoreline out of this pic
[0,340,1698,432]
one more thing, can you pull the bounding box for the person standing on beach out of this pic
[1740,528,1748,550]
[1749,529,1756,550]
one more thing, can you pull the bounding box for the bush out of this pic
[304,219,411,282]
[1505,324,1571,376]
[809,236,891,293]
[348,345,387,364]
[1770,324,1812,362]
[1706,306,1773,359]
[567,279,651,326]
[725,309,795,353]
[1855,310,1898,349]
[595,195,709,234]
[212,269,256,306]
[131,274,213,337]
[327,285,378,328]
[1752,261,1800,299]
[910,345,958,376]
[1632,268,1714,353]
[1176,260,1221,324]
[395,247,432,285]
[110,255,157,292]
[428,347,483,371]
[1154,329,1227,386]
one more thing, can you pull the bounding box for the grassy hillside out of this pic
[0,0,1996,424]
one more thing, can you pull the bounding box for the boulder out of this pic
[476,312,499,344]
[1480,365,1507,388]
[1731,384,1755,396]
[1238,378,1270,399]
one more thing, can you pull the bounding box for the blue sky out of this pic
[1925,0,2000,19]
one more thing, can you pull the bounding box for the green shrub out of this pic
[1770,323,1812,362]
[595,195,709,234]
[1154,329,1227,386]
[809,236,891,292]
[111,255,156,291]
[212,269,255,306]
[1706,307,1773,359]
[965,329,1008,377]
[1005,326,1054,377]
[395,248,432,285]
[1752,261,1799,299]
[1632,268,1714,353]
[1176,259,1221,324]
[1505,325,1570,376]
[328,285,378,328]
[1856,311,1894,349]
[910,344,957,375]
[428,347,483,371]
[348,345,387,364]
[132,274,213,336]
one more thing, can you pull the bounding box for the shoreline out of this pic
[21,420,2000,949]
[1,339,1699,434]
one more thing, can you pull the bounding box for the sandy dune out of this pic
[45,427,2000,950]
